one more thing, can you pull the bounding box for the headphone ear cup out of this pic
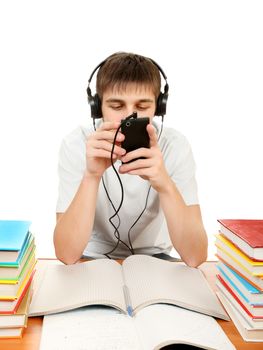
[89,93,102,119]
[155,92,168,116]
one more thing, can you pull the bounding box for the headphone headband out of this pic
[87,59,108,85]
[87,55,169,119]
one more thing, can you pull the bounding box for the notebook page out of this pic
[122,255,228,319]
[134,304,236,350]
[29,259,125,316]
[39,306,141,350]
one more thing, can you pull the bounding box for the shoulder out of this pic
[61,125,91,148]
[157,123,193,160]
[58,125,93,169]
[161,126,190,145]
[60,124,95,153]
[154,122,197,176]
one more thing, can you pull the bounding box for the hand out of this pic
[85,121,126,178]
[119,124,171,192]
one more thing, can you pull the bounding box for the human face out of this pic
[101,83,156,123]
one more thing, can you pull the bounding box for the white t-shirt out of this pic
[56,121,199,258]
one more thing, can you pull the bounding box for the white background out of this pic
[0,1,262,260]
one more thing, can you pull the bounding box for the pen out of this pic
[123,284,133,317]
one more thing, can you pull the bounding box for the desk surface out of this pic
[0,261,262,350]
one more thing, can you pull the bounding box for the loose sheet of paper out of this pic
[39,306,141,350]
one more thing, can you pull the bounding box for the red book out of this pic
[218,219,263,261]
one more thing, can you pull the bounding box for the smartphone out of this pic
[121,117,150,161]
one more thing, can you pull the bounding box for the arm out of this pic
[53,121,126,264]
[157,184,208,267]
[54,174,100,265]
[119,124,208,267]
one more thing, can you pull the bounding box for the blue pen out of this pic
[123,285,133,317]
[127,305,133,317]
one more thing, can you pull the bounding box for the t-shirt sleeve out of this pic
[56,132,86,213]
[165,133,199,206]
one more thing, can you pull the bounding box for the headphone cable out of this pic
[104,115,164,258]
[126,115,164,253]
[93,115,164,258]
[103,118,136,257]
[92,120,134,257]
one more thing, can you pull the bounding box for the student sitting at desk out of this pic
[53,52,208,266]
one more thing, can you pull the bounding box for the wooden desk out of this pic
[0,261,262,350]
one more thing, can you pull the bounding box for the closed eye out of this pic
[136,105,152,111]
[109,104,123,110]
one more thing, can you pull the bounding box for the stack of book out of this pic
[0,220,36,339]
[215,218,263,342]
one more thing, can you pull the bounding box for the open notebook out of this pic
[29,255,228,320]
[39,304,235,350]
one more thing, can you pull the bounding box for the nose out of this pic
[125,105,137,118]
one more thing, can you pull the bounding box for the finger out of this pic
[89,140,126,156]
[121,148,152,163]
[95,130,124,143]
[147,124,158,147]
[119,158,153,173]
[126,169,148,176]
[88,148,118,159]
[98,121,121,131]
[121,168,152,178]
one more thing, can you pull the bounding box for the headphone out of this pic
[86,55,169,119]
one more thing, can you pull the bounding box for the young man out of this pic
[53,52,208,266]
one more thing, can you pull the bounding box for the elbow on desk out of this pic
[53,233,82,265]
[54,248,81,265]
[183,251,208,268]
[184,232,208,268]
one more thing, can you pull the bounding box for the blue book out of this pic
[217,262,263,305]
[0,220,31,263]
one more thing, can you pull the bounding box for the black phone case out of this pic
[121,117,150,153]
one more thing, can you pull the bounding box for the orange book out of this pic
[216,250,263,291]
[215,233,263,276]
[0,270,34,313]
[0,326,24,339]
[0,286,32,328]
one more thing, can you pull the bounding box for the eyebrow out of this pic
[105,98,155,103]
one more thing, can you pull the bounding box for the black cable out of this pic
[126,115,164,253]
[92,119,133,257]
[101,178,121,259]
[105,115,165,257]
[92,114,164,259]
[103,116,137,257]
[127,185,151,254]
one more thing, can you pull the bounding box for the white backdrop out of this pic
[0,0,262,260]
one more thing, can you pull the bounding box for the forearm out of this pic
[53,173,100,264]
[159,180,208,267]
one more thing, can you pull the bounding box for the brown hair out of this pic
[96,52,161,100]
